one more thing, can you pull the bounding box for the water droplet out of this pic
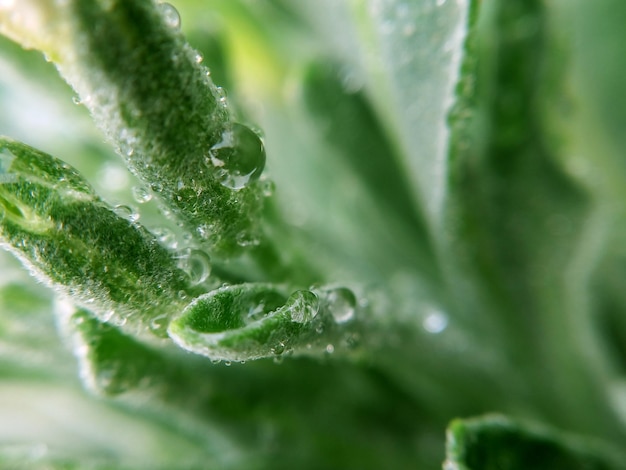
[236,231,260,247]
[287,290,320,323]
[72,96,82,105]
[224,361,232,367]
[273,355,284,364]
[208,123,266,190]
[114,204,139,222]
[271,342,286,355]
[422,308,448,334]
[175,248,211,285]
[158,2,180,29]
[132,186,152,203]
[194,52,204,64]
[326,287,356,324]
[215,87,227,107]
[325,344,335,354]
[315,324,325,335]
[261,180,275,197]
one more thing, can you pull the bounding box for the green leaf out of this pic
[0,0,270,256]
[445,415,626,470]
[0,137,196,333]
[168,283,362,362]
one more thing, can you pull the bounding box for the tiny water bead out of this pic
[236,231,260,247]
[326,287,356,324]
[207,123,266,191]
[175,248,211,285]
[158,2,181,29]
[260,180,275,197]
[114,204,139,222]
[287,290,320,323]
[131,185,152,204]
[271,341,286,356]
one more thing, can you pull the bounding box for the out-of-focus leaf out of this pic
[445,415,626,470]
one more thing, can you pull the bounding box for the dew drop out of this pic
[208,123,266,190]
[325,344,335,354]
[287,290,320,323]
[215,87,227,107]
[224,361,232,367]
[114,204,139,222]
[194,52,204,64]
[273,355,284,364]
[158,2,181,29]
[261,180,275,197]
[422,308,448,334]
[132,185,152,203]
[175,248,211,285]
[326,287,356,324]
[72,96,82,105]
[236,231,260,247]
[271,342,286,356]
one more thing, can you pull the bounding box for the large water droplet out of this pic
[158,2,181,29]
[208,123,266,190]
[326,287,356,324]
[132,185,153,204]
[175,248,211,285]
[287,290,320,323]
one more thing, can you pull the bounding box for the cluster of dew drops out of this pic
[88,2,272,294]
[158,1,267,192]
